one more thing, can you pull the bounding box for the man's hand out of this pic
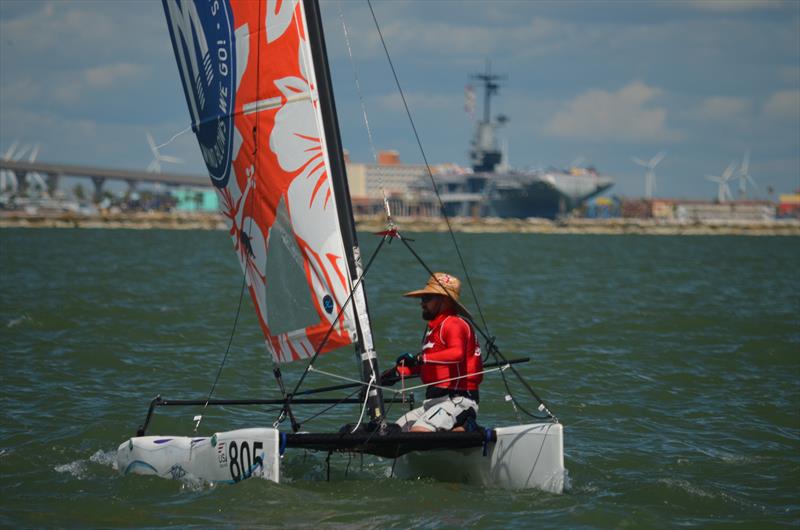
[395,352,420,367]
[379,367,398,386]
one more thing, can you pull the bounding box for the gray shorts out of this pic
[395,395,478,432]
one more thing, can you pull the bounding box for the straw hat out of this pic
[403,272,461,301]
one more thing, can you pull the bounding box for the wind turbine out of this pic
[146,132,183,173]
[736,150,757,199]
[631,151,665,200]
[6,143,47,197]
[25,143,48,197]
[1,142,20,194]
[706,162,736,203]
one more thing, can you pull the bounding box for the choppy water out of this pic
[1,228,798,528]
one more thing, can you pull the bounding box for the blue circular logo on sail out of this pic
[163,0,236,188]
[323,295,334,314]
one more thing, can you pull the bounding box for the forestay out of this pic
[163,0,370,363]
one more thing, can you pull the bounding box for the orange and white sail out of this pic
[163,0,367,363]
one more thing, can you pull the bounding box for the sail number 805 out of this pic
[228,440,264,482]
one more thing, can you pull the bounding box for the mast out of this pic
[302,0,386,426]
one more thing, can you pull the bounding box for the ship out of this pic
[414,65,614,220]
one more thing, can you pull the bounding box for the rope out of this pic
[151,125,193,151]
[338,1,393,218]
[366,0,490,334]
[308,363,510,394]
[350,374,376,433]
[296,387,362,426]
[337,2,377,165]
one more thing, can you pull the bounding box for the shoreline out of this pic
[1,211,799,236]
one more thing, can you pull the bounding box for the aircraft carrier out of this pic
[415,66,614,219]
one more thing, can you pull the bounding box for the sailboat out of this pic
[116,0,564,493]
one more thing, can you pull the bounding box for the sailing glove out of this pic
[379,367,399,386]
[396,352,420,367]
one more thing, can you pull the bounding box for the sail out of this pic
[162,0,365,363]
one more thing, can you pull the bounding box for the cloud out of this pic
[52,63,148,104]
[1,1,166,58]
[544,81,681,142]
[781,66,800,84]
[327,2,562,63]
[697,96,750,121]
[0,104,200,172]
[688,0,785,12]
[0,77,44,106]
[763,90,800,121]
[85,63,146,89]
[372,91,458,114]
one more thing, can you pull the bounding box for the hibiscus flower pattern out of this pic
[271,50,351,312]
[266,16,355,361]
[205,0,357,363]
[265,0,297,44]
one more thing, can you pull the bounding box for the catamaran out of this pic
[116,0,565,493]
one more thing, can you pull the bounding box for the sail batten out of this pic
[163,0,367,364]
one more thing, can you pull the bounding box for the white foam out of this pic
[54,460,88,479]
[55,449,121,479]
[659,477,716,499]
[7,315,31,328]
[180,473,215,492]
[90,449,117,468]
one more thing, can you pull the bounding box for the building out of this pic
[652,199,775,222]
[170,188,219,212]
[777,193,800,218]
[345,150,451,217]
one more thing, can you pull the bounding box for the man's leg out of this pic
[410,396,478,432]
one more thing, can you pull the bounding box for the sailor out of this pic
[386,272,483,432]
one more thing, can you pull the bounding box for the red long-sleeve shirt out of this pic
[400,308,483,391]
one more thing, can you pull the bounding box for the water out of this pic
[1,228,798,528]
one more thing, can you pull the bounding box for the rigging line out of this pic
[398,234,489,338]
[366,0,490,334]
[337,2,377,164]
[195,0,265,432]
[286,233,390,405]
[490,347,554,420]
[485,342,556,420]
[354,388,400,448]
[350,374,376,432]
[152,125,193,151]
[337,2,392,215]
[496,361,551,421]
[309,364,510,394]
[161,102,277,151]
[297,387,362,426]
[197,271,250,426]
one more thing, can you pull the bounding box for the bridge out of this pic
[0,159,210,199]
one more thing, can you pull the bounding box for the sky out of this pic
[0,0,798,200]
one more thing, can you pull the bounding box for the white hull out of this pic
[117,428,281,483]
[117,422,564,493]
[394,423,564,493]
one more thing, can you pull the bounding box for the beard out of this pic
[422,307,436,321]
